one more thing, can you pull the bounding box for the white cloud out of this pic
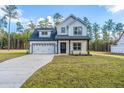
[47,16,53,22]
[0,5,33,30]
[37,17,45,22]
[17,9,23,17]
[36,16,54,26]
[0,6,23,17]
[104,5,124,13]
[47,16,54,25]
[0,6,25,24]
[0,6,54,28]
[18,17,30,24]
[5,16,30,24]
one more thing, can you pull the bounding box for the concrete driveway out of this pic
[0,54,54,88]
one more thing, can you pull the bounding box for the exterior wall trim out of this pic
[87,39,90,55]
[69,40,70,54]
[57,40,58,54]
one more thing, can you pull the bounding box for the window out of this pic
[66,26,69,31]
[42,31,47,35]
[73,26,82,35]
[61,27,65,33]
[73,43,81,50]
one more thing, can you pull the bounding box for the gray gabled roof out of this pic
[28,28,57,41]
[57,14,87,27]
[55,35,90,40]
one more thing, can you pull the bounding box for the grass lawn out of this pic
[22,52,124,88]
[0,50,27,63]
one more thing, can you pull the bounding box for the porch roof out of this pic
[55,35,90,40]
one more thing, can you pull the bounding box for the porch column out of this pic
[87,39,90,55]
[57,40,58,54]
[69,40,70,54]
[30,42,32,54]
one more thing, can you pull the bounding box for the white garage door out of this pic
[32,43,55,54]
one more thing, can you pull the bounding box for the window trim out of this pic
[66,25,69,31]
[73,26,82,36]
[73,43,82,51]
[42,31,48,35]
[61,27,65,33]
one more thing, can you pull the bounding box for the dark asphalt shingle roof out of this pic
[55,35,90,40]
[36,28,54,30]
[28,28,57,41]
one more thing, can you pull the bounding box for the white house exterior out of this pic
[29,15,90,54]
[111,32,124,53]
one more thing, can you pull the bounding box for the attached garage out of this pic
[32,43,55,54]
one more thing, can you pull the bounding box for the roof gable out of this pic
[57,14,86,27]
[117,32,124,42]
[113,31,124,45]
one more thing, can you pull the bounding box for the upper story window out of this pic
[66,25,69,31]
[42,31,48,35]
[73,26,82,35]
[61,27,65,33]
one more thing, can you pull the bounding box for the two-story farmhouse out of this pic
[29,15,90,54]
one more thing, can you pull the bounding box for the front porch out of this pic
[56,40,90,55]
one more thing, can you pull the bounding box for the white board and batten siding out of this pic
[57,17,87,36]
[111,34,124,53]
[69,21,87,36]
[57,17,74,36]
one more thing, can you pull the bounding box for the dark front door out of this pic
[60,42,66,53]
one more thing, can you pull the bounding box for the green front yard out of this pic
[22,52,124,88]
[0,50,27,63]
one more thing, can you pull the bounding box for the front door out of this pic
[60,42,66,53]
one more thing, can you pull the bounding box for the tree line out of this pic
[0,6,63,50]
[0,5,124,52]
[84,18,124,52]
